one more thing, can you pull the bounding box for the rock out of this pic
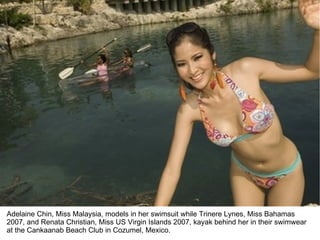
[0,0,297,50]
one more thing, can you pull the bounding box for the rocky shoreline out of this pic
[0,0,297,51]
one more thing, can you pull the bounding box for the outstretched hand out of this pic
[299,0,320,30]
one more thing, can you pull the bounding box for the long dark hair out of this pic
[166,22,215,90]
[98,53,107,63]
[124,48,133,57]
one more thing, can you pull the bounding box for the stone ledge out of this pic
[0,0,297,50]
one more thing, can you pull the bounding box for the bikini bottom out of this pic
[231,151,301,189]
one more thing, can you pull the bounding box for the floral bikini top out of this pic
[198,72,275,147]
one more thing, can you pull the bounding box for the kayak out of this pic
[58,60,151,91]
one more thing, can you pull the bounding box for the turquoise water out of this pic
[0,9,318,205]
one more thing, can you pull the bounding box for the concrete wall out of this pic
[108,0,219,13]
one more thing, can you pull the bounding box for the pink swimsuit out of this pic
[198,72,275,147]
[97,64,108,81]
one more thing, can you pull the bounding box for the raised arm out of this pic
[236,1,319,83]
[299,0,320,74]
[154,104,195,206]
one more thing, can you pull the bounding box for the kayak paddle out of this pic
[109,43,152,66]
[58,37,117,80]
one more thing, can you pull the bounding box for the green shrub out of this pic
[0,7,32,29]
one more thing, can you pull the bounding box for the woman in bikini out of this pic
[154,0,319,206]
[122,48,134,71]
[111,48,134,71]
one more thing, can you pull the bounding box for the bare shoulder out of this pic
[226,57,264,75]
[222,57,263,88]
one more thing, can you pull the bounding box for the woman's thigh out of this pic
[230,161,265,206]
[267,162,305,206]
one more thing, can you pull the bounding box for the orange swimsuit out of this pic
[199,72,301,189]
[198,72,275,147]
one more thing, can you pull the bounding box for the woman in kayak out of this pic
[80,50,110,91]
